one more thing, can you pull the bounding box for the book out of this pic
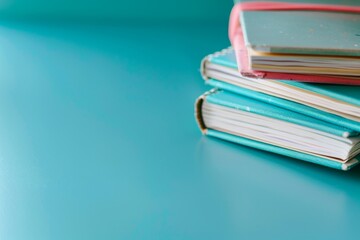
[195,89,360,170]
[201,47,360,132]
[229,0,360,84]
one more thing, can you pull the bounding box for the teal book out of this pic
[195,89,360,170]
[201,47,360,132]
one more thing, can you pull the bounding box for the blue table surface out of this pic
[0,20,359,240]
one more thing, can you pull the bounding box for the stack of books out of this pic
[194,0,360,171]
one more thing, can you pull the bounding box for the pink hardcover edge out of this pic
[229,1,360,85]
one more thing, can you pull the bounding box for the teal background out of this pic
[1,21,360,240]
[0,1,360,240]
[0,0,233,22]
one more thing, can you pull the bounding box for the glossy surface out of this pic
[0,21,359,240]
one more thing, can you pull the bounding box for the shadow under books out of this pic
[197,136,360,182]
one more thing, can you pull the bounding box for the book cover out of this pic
[229,0,360,83]
[240,3,360,56]
[195,89,360,170]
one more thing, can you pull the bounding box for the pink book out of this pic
[229,1,360,84]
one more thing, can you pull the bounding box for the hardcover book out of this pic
[195,89,360,170]
[229,0,360,83]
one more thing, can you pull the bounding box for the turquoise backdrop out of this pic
[1,1,360,240]
[0,0,233,22]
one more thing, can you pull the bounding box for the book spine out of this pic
[194,89,218,133]
[200,47,233,81]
